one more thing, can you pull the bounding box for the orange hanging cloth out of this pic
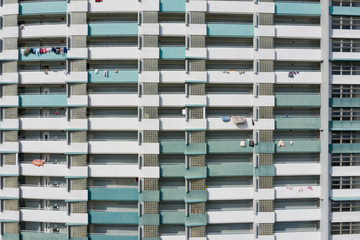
[32,159,45,167]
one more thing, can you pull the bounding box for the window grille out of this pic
[144,178,158,190]
[332,85,360,97]
[190,179,205,190]
[332,200,360,212]
[332,176,360,189]
[144,202,158,214]
[332,222,360,235]
[332,131,360,144]
[332,107,360,121]
[332,153,360,166]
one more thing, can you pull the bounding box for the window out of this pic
[332,176,360,189]
[332,0,360,7]
[332,62,360,75]
[332,39,360,52]
[332,131,360,144]
[332,108,360,121]
[332,201,360,212]
[332,16,360,30]
[332,153,360,166]
[332,85,360,98]
[332,222,360,235]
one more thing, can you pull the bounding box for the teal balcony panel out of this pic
[275,118,321,130]
[275,2,321,16]
[185,214,207,227]
[207,24,254,37]
[330,121,360,131]
[160,165,185,178]
[139,214,160,225]
[139,190,160,202]
[19,1,67,15]
[185,166,207,179]
[89,211,139,224]
[330,98,360,107]
[20,232,67,240]
[88,23,138,37]
[2,234,19,240]
[160,212,185,224]
[160,141,185,154]
[255,165,275,177]
[19,95,67,107]
[275,94,321,107]
[185,143,207,155]
[275,140,321,153]
[330,6,360,16]
[19,51,67,61]
[330,143,360,153]
[70,238,88,240]
[159,0,185,12]
[207,141,254,154]
[88,70,138,83]
[185,190,207,203]
[160,188,185,201]
[89,235,137,240]
[207,163,253,177]
[88,188,138,201]
[256,142,275,154]
[159,47,186,60]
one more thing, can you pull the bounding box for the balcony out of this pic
[275,49,321,61]
[208,94,254,107]
[19,71,87,84]
[20,24,87,38]
[20,163,87,177]
[207,70,254,84]
[89,47,140,60]
[275,209,321,222]
[207,163,253,177]
[89,234,138,240]
[88,70,138,83]
[207,24,254,37]
[275,2,320,16]
[330,121,360,131]
[88,23,138,36]
[332,166,360,177]
[207,47,254,60]
[160,211,185,224]
[275,94,321,107]
[88,94,138,107]
[88,141,138,154]
[160,187,185,201]
[0,164,19,176]
[207,1,254,14]
[19,50,67,61]
[20,232,67,240]
[207,234,253,240]
[275,117,320,130]
[159,47,186,59]
[0,142,19,153]
[275,71,321,84]
[275,163,321,176]
[20,141,87,154]
[20,118,87,131]
[207,210,253,224]
[0,187,19,199]
[332,189,360,200]
[275,140,320,153]
[89,211,138,224]
[330,98,360,107]
[20,185,87,201]
[0,210,19,222]
[19,95,67,107]
[275,231,320,240]
[275,186,320,199]
[207,187,254,200]
[160,0,185,12]
[88,0,140,12]
[207,141,254,154]
[88,187,138,201]
[19,1,67,15]
[89,164,158,178]
[20,208,67,223]
[330,143,360,153]
[275,25,321,39]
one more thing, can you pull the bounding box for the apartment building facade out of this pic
[0,0,358,239]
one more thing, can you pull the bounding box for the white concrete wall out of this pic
[275,186,321,199]
[89,94,138,107]
[207,210,254,224]
[275,209,321,222]
[275,232,320,240]
[88,141,139,154]
[207,187,254,200]
[332,166,360,177]
[275,163,321,176]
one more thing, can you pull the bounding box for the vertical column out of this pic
[320,0,330,239]
[139,9,161,236]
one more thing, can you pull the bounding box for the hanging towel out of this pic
[95,69,99,74]
[221,116,231,122]
[32,159,45,167]
[55,47,61,54]
[115,69,118,73]
[63,47,67,53]
[290,141,294,145]
[104,70,109,77]
[231,116,246,124]
[278,140,285,148]
[240,141,246,147]
[288,71,294,78]
[307,186,313,191]
[249,140,255,147]
[298,186,303,192]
